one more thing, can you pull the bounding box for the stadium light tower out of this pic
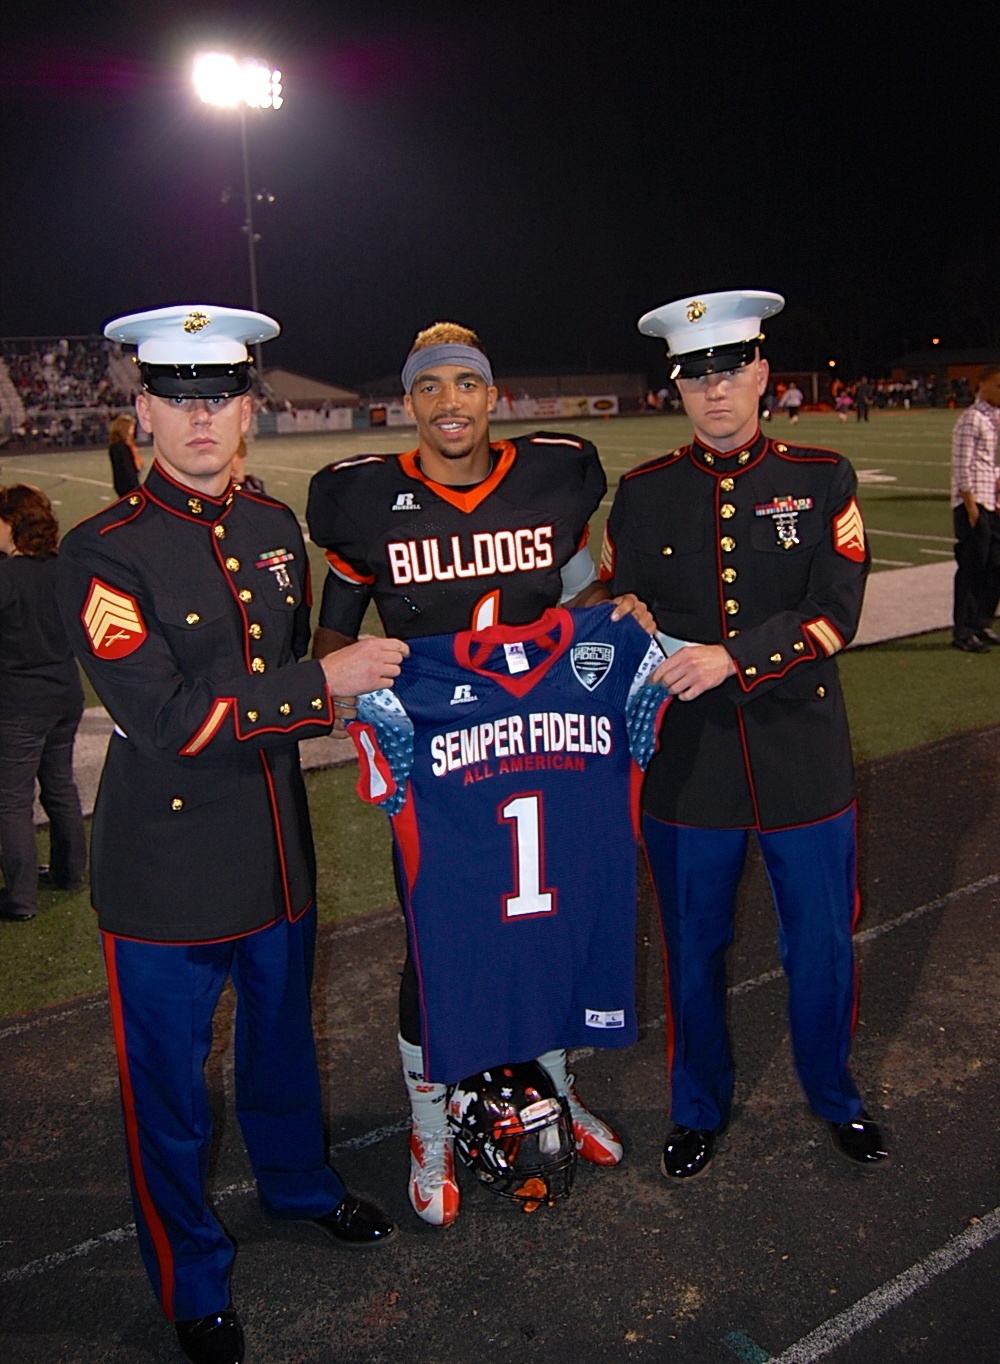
[193,53,283,375]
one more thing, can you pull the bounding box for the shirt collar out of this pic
[143,461,236,524]
[689,429,768,474]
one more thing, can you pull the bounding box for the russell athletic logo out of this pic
[391,491,421,512]
[82,578,148,659]
[386,526,554,585]
[571,642,614,691]
[450,684,479,705]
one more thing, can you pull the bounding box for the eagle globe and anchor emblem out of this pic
[571,642,615,691]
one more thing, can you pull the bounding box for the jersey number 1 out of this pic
[499,793,556,921]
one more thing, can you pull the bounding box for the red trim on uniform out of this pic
[324,547,376,585]
[713,480,729,631]
[142,486,234,527]
[304,559,314,609]
[733,706,763,829]
[690,432,767,476]
[236,487,293,511]
[347,721,398,803]
[470,589,501,630]
[639,839,677,1101]
[152,460,233,504]
[231,684,333,741]
[803,616,845,657]
[575,522,591,553]
[770,442,840,464]
[629,759,643,838]
[621,448,687,482]
[103,917,283,947]
[755,799,857,836]
[734,635,819,693]
[598,523,615,583]
[397,441,517,513]
[211,535,253,672]
[98,497,147,534]
[258,750,294,918]
[178,698,233,756]
[391,786,421,891]
[102,933,177,1319]
[453,606,574,698]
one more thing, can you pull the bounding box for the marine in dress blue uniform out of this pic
[57,306,402,1364]
[603,290,888,1176]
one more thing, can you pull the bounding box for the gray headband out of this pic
[401,343,494,393]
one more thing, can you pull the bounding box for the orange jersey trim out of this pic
[397,441,517,513]
[324,547,376,585]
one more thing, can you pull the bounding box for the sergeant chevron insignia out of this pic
[832,498,866,562]
[82,578,148,658]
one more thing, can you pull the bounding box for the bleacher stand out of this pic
[0,337,138,450]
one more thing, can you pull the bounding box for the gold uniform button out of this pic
[721,536,736,552]
[661,546,674,556]
[279,702,291,716]
[225,557,240,572]
[171,798,184,812]
[724,598,740,615]
[311,697,324,710]
[246,710,259,722]
[816,685,827,698]
[248,623,262,639]
[187,497,202,514]
[728,629,739,638]
[213,525,226,539]
[771,652,782,663]
[793,641,805,652]
[720,477,735,492]
[252,656,266,673]
[745,666,757,677]
[738,451,751,464]
[722,567,737,584]
[129,495,140,506]
[185,612,200,626]
[239,589,252,603]
[285,594,295,605]
[775,443,788,453]
[703,452,715,465]
[720,503,736,519]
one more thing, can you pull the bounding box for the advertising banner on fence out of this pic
[491,395,619,422]
[275,407,353,434]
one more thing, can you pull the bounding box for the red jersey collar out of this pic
[453,607,574,697]
[397,441,517,513]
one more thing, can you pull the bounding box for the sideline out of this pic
[3,871,997,1288]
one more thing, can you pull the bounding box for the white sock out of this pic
[398,1035,449,1139]
[536,1048,571,1096]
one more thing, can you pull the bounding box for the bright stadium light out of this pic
[931,336,941,346]
[192,54,284,376]
[827,359,836,368]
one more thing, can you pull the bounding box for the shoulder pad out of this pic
[69,491,148,538]
[769,440,841,464]
[328,454,388,471]
[524,430,587,450]
[622,447,688,481]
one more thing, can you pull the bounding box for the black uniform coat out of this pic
[306,433,606,639]
[604,432,869,830]
[57,462,335,942]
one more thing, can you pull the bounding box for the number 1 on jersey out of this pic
[499,792,557,920]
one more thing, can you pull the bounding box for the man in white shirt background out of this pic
[951,366,1000,652]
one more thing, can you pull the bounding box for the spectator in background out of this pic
[950,366,1000,652]
[0,485,86,921]
[106,413,143,497]
[835,389,854,423]
[778,379,803,423]
[855,378,872,422]
[231,437,267,496]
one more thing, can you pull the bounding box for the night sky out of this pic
[2,3,997,387]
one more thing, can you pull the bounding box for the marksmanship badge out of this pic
[255,547,295,590]
[571,642,614,691]
[754,495,814,549]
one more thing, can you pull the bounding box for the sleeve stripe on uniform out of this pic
[599,525,616,582]
[324,547,376,585]
[804,617,844,656]
[179,697,233,756]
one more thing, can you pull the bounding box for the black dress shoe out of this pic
[174,1308,245,1364]
[952,635,991,653]
[978,628,1000,646]
[311,1192,398,1249]
[660,1124,718,1179]
[830,1112,889,1166]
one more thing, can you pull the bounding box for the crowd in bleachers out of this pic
[0,338,134,448]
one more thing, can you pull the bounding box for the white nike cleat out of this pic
[408,1128,460,1226]
[564,1079,623,1167]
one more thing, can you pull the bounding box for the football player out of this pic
[307,322,651,1225]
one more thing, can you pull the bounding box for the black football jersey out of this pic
[306,433,606,639]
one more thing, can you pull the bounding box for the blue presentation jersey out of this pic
[349,604,669,1083]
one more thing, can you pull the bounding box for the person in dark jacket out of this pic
[604,289,888,1180]
[0,484,86,921]
[106,413,144,496]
